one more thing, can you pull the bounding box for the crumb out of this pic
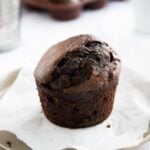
[6,141,12,148]
[106,124,111,128]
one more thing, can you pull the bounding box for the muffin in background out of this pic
[23,0,108,20]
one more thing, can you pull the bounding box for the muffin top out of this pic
[34,34,121,93]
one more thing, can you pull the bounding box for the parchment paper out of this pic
[0,66,149,150]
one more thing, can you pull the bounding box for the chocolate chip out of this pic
[109,52,114,62]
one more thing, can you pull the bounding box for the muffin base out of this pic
[37,83,117,128]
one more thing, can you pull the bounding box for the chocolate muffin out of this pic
[34,34,121,128]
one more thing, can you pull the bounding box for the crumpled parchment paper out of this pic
[0,66,149,150]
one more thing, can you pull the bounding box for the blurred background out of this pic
[0,0,150,79]
[0,0,150,149]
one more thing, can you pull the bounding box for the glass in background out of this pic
[0,0,20,52]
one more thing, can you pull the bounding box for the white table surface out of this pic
[0,1,150,149]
